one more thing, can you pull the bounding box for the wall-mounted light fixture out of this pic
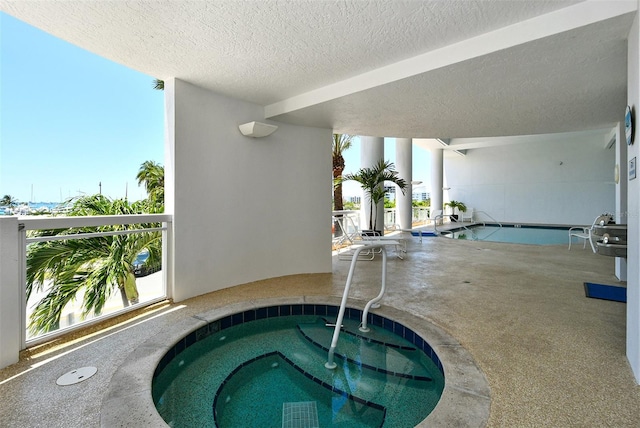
[238,121,278,138]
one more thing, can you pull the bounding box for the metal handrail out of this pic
[26,227,166,243]
[434,214,456,234]
[473,211,502,227]
[325,240,398,369]
[19,213,171,230]
[434,211,503,239]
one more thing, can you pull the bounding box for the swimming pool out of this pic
[152,304,445,427]
[443,224,569,245]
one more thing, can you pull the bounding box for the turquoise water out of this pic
[447,225,569,245]
[0,202,63,215]
[152,315,444,427]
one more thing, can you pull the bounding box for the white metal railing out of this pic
[412,207,430,223]
[434,213,459,235]
[474,210,502,227]
[18,214,172,347]
[384,209,396,228]
[434,211,503,238]
[325,240,398,369]
[334,208,430,235]
[383,207,430,229]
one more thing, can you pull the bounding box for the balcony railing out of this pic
[383,207,431,229]
[11,214,172,348]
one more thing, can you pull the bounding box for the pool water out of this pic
[446,225,569,245]
[152,314,444,427]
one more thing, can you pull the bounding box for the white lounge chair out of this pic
[334,216,406,260]
[430,209,443,225]
[568,215,612,252]
[461,208,474,223]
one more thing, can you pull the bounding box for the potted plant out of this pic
[341,160,407,236]
[444,200,467,222]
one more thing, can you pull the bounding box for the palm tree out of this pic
[136,161,164,210]
[332,134,353,237]
[341,160,407,232]
[153,79,164,90]
[444,200,467,222]
[26,194,162,335]
[332,134,353,211]
[0,194,19,208]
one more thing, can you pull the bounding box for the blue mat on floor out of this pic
[584,282,626,303]
[411,231,437,237]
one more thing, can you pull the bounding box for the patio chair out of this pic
[332,214,359,249]
[430,209,443,225]
[568,214,612,252]
[460,208,474,223]
[335,217,406,260]
[333,215,376,260]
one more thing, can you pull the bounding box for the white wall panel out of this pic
[0,217,20,369]
[444,134,615,225]
[626,7,640,384]
[170,79,331,302]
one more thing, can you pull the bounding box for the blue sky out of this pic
[0,13,164,203]
[0,12,430,203]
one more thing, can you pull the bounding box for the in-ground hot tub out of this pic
[153,304,445,427]
[99,297,490,427]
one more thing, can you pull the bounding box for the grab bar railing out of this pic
[434,214,457,234]
[325,239,399,369]
[474,211,502,227]
[434,211,503,239]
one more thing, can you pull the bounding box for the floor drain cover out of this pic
[56,366,97,386]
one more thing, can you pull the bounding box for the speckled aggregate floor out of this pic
[1,234,639,427]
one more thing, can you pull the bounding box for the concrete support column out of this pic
[429,148,444,217]
[0,217,21,369]
[360,136,385,231]
[396,138,413,230]
[164,78,176,300]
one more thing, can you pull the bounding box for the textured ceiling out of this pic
[1,0,637,139]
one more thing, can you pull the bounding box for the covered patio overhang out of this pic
[1,0,640,393]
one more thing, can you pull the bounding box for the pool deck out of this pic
[1,235,639,427]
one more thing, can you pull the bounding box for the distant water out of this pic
[0,202,63,215]
[29,202,63,210]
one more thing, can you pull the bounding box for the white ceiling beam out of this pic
[265,0,637,119]
[429,129,614,151]
[604,125,618,149]
[437,138,466,156]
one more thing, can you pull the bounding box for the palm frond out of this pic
[26,195,163,334]
[28,276,86,335]
[153,79,164,90]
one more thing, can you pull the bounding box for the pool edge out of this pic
[100,296,490,427]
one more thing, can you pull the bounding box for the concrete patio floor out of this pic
[1,235,639,427]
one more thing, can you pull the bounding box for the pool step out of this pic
[297,319,433,382]
[213,352,386,427]
[282,401,319,428]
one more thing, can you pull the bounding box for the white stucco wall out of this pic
[443,133,615,225]
[626,6,640,383]
[0,217,20,369]
[167,79,332,302]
